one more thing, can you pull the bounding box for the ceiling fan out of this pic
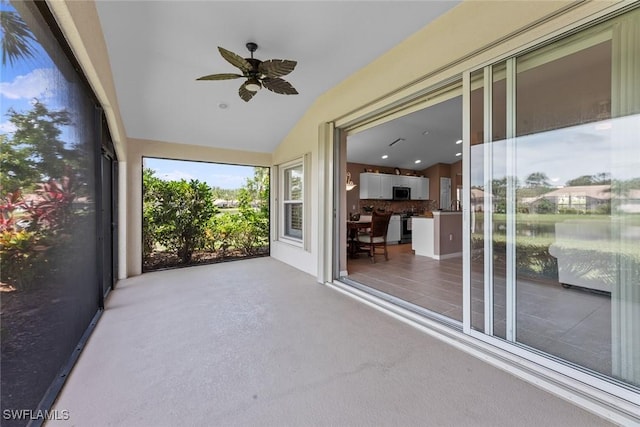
[196,42,298,102]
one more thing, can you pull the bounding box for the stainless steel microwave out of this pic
[393,186,411,200]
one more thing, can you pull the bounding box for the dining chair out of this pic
[356,211,392,262]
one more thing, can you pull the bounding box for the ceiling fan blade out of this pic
[218,47,252,73]
[239,82,257,102]
[259,59,297,78]
[262,77,298,95]
[196,73,243,81]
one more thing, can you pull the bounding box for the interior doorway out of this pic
[339,83,465,324]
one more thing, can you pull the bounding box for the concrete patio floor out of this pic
[47,257,612,426]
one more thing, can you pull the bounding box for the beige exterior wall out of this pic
[49,0,627,279]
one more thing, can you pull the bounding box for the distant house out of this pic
[618,189,640,213]
[531,185,610,213]
[470,188,495,212]
[524,185,640,214]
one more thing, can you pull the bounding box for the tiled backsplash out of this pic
[357,199,437,215]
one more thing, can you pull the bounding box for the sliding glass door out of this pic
[466,7,640,388]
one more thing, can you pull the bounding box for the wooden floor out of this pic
[345,243,613,376]
[347,244,464,321]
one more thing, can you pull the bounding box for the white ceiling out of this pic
[347,95,462,170]
[95,1,461,158]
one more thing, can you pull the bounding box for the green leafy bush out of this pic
[145,176,217,263]
[143,167,269,269]
[142,169,162,259]
[0,229,47,289]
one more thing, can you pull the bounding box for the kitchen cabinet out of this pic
[412,177,429,200]
[387,215,401,244]
[359,173,393,199]
[412,212,462,259]
[361,173,428,200]
[392,175,411,187]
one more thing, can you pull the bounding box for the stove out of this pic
[400,214,412,243]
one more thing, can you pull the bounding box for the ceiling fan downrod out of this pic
[246,42,258,59]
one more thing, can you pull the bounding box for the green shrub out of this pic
[143,166,269,268]
[0,229,47,289]
[153,179,217,263]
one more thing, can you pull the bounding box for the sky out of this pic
[0,3,68,137]
[143,157,260,190]
[469,115,639,188]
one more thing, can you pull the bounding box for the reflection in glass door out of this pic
[467,7,640,389]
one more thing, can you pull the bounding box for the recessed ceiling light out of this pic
[218,102,228,109]
[455,139,462,144]
[381,154,389,159]
[422,130,429,135]
[455,152,462,157]
[414,160,421,164]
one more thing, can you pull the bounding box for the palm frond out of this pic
[1,11,37,66]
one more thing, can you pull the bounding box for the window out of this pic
[280,159,304,242]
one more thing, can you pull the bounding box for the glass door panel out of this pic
[468,7,640,388]
[514,33,615,375]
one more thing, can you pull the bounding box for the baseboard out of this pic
[434,251,463,260]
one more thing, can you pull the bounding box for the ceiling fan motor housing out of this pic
[246,42,258,53]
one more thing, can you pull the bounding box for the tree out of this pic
[0,133,38,191]
[1,100,76,192]
[244,167,269,211]
[535,198,555,214]
[1,9,37,66]
[565,173,611,187]
[142,168,163,259]
[525,172,550,188]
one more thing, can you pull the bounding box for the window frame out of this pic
[279,157,305,246]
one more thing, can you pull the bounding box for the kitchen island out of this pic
[411,211,462,259]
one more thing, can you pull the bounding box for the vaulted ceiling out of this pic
[95,1,461,161]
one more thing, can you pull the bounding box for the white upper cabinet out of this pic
[413,177,429,200]
[392,175,411,187]
[360,172,429,200]
[359,173,393,199]
[361,173,428,200]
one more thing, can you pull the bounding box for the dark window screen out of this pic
[1,2,103,425]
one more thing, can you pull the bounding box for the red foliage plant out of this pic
[23,175,76,232]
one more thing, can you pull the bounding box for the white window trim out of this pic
[278,157,305,247]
